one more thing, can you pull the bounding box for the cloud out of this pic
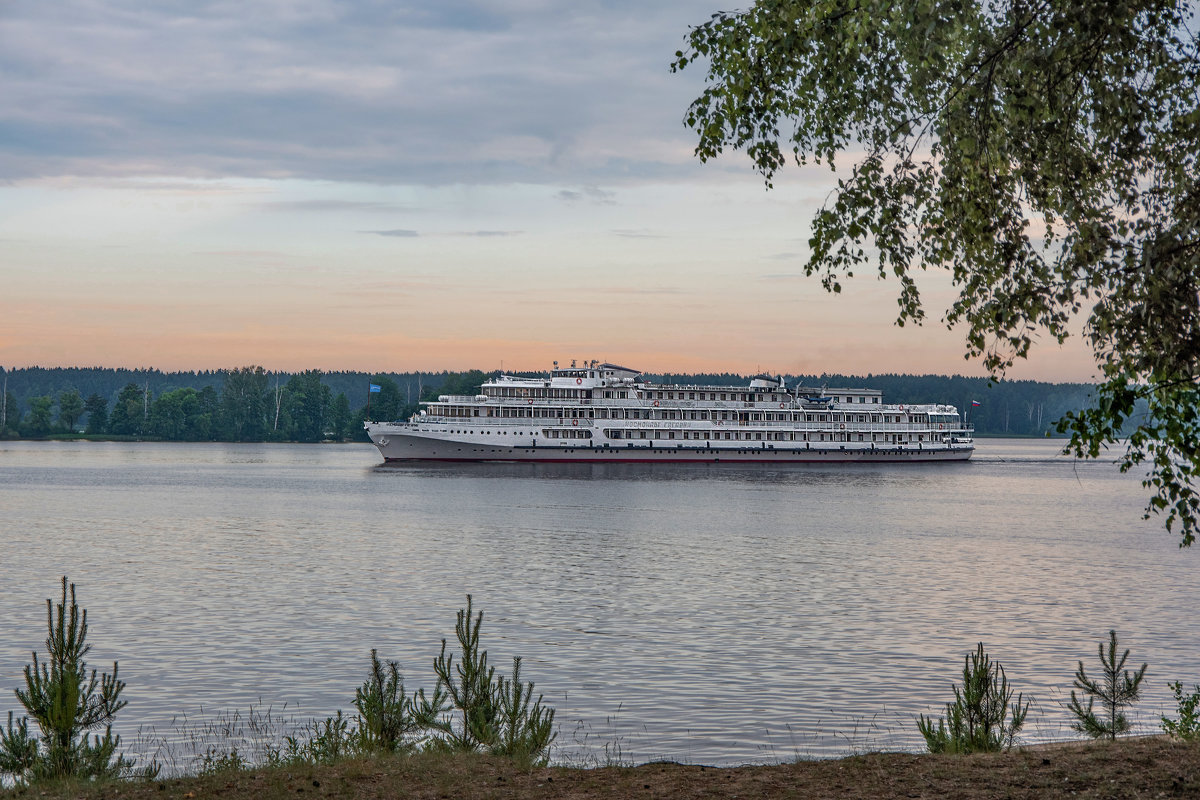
[557,186,617,204]
[0,1,717,186]
[193,250,292,257]
[611,229,664,238]
[362,229,419,237]
[590,286,685,295]
[361,228,521,238]
[259,199,409,213]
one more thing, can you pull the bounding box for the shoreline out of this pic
[5,737,1197,800]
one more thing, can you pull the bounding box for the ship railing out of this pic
[433,396,963,417]
[425,416,596,427]
[483,401,931,422]
[470,398,782,409]
[421,414,969,434]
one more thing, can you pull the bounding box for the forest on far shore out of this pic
[0,365,1103,442]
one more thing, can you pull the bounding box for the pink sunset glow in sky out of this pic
[0,1,1099,382]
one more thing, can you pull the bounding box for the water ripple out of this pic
[0,439,1195,766]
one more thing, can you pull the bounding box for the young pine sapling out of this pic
[1067,629,1147,740]
[429,595,556,764]
[917,642,1029,754]
[0,577,154,784]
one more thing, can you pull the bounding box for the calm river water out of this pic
[1,438,1197,766]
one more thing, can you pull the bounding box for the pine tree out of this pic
[917,642,1029,753]
[1067,630,1147,740]
[353,650,419,753]
[428,596,556,764]
[0,578,152,784]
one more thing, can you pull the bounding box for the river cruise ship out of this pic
[365,361,973,463]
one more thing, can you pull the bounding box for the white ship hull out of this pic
[366,424,973,463]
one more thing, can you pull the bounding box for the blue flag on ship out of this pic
[369,384,381,393]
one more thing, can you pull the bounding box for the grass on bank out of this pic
[4,737,1200,800]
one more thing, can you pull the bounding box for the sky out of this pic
[0,0,1099,381]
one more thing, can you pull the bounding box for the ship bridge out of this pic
[486,359,642,392]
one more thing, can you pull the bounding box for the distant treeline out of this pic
[0,367,475,442]
[0,366,1102,441]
